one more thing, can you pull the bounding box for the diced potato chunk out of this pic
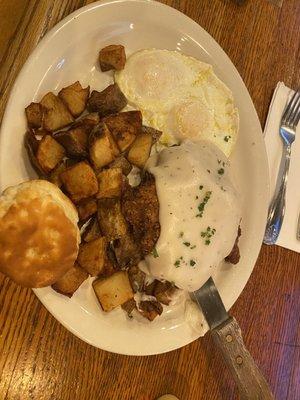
[77,237,108,276]
[52,263,88,297]
[97,198,127,240]
[58,81,90,117]
[87,84,127,117]
[78,112,100,127]
[40,92,74,131]
[154,281,177,306]
[48,161,68,188]
[128,265,145,293]
[93,271,133,312]
[54,126,88,158]
[113,234,141,268]
[127,133,152,168]
[97,167,122,199]
[139,300,163,321]
[104,111,142,152]
[82,217,102,242]
[109,156,132,176]
[25,102,43,128]
[89,122,120,169]
[121,298,136,317]
[36,135,65,173]
[99,45,126,72]
[24,130,46,177]
[77,198,97,221]
[60,161,98,203]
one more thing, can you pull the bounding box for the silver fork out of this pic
[264,90,300,245]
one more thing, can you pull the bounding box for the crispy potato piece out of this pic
[97,198,127,241]
[139,300,163,321]
[77,198,97,221]
[48,160,68,188]
[122,172,160,255]
[102,247,117,277]
[154,281,177,306]
[24,130,46,177]
[144,280,158,296]
[109,156,132,176]
[25,102,43,128]
[82,217,102,242]
[77,237,108,276]
[79,112,100,126]
[60,161,98,203]
[104,111,142,152]
[75,112,100,132]
[93,271,133,312]
[87,84,127,116]
[36,135,65,173]
[89,122,120,169]
[121,298,136,317]
[127,133,152,168]
[40,92,74,131]
[142,125,162,143]
[54,126,88,158]
[99,44,126,71]
[113,234,141,268]
[58,81,90,117]
[97,167,123,199]
[128,265,146,293]
[52,262,88,297]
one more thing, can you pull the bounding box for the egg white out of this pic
[115,49,239,157]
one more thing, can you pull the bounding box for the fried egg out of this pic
[115,49,239,156]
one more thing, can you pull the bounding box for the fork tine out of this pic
[283,91,300,125]
[289,92,300,128]
[282,91,298,123]
[294,106,300,128]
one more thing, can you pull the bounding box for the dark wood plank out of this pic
[0,0,299,399]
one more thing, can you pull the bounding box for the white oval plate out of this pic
[0,0,269,355]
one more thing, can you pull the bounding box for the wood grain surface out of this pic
[0,1,299,399]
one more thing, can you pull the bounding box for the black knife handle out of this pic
[211,317,274,400]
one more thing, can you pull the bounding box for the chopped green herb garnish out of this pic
[224,135,231,142]
[217,159,221,164]
[218,168,224,175]
[201,226,216,245]
[190,260,196,266]
[221,186,226,192]
[174,259,181,267]
[196,191,212,218]
[207,169,211,174]
[183,242,190,247]
[199,185,203,190]
[152,248,159,258]
[179,231,184,238]
[190,245,196,249]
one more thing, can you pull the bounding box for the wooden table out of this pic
[0,1,299,399]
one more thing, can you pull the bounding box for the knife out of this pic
[193,278,274,400]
